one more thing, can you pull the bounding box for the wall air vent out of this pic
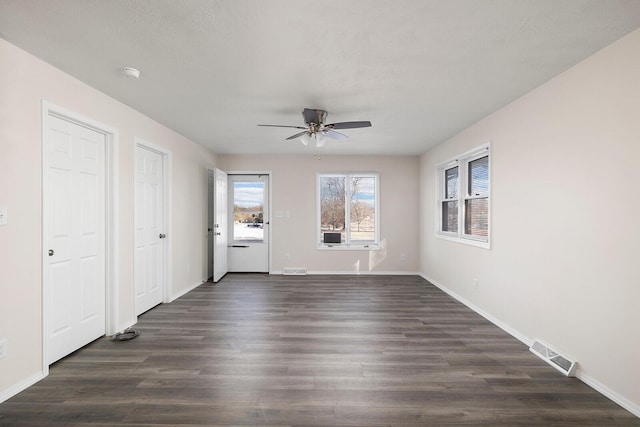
[283,267,307,275]
[530,339,577,377]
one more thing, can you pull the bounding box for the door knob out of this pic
[48,249,54,256]
[159,233,166,239]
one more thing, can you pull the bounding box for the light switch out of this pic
[0,207,6,226]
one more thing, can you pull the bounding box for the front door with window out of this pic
[228,174,269,272]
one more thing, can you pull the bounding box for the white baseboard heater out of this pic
[530,339,577,377]
[283,267,307,275]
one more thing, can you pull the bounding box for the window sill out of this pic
[436,233,490,249]
[317,244,380,251]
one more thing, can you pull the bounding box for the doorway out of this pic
[228,174,270,272]
[207,169,215,280]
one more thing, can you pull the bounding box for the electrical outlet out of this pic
[400,254,406,261]
[0,339,7,359]
[284,253,290,261]
[0,207,7,226]
[473,278,478,290]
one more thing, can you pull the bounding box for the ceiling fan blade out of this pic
[285,131,309,140]
[258,124,308,130]
[327,121,372,130]
[323,130,349,141]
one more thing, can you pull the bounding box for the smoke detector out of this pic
[120,67,141,78]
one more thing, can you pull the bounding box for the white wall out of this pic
[219,155,419,274]
[0,38,217,399]
[419,29,640,414]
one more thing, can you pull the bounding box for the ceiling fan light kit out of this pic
[298,132,327,147]
[316,133,326,147]
[299,133,310,146]
[258,108,371,147]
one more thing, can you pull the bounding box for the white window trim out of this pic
[317,172,380,250]
[436,143,491,249]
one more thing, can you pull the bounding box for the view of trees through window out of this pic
[233,181,264,242]
[233,205,263,224]
[319,175,377,245]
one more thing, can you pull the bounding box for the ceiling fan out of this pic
[258,108,372,147]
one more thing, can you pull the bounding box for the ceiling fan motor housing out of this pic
[303,108,327,126]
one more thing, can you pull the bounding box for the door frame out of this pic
[226,170,272,273]
[133,138,172,315]
[207,169,215,280]
[41,101,119,375]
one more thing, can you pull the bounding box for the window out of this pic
[231,180,264,242]
[318,173,379,249]
[437,144,490,248]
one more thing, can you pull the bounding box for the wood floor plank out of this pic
[0,274,638,426]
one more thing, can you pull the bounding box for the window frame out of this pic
[317,172,380,250]
[436,144,491,249]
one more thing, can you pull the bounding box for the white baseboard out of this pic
[419,273,532,346]
[578,371,640,418]
[271,270,419,276]
[170,280,205,302]
[419,272,640,419]
[0,371,45,404]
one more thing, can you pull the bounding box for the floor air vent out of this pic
[283,267,307,275]
[530,339,577,377]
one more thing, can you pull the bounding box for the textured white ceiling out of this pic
[1,0,640,155]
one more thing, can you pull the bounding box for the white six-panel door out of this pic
[45,115,106,364]
[134,145,165,315]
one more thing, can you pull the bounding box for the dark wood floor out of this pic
[1,274,638,426]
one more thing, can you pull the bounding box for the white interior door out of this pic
[213,168,228,282]
[134,145,165,315]
[45,115,106,364]
[207,169,215,280]
[228,174,269,272]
